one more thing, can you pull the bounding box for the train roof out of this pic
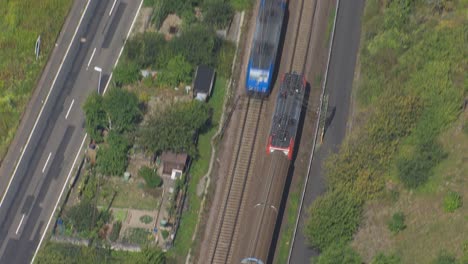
[269,73,306,149]
[250,0,285,69]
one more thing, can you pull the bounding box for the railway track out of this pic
[206,0,319,262]
[246,0,319,260]
[290,0,318,73]
[207,98,264,264]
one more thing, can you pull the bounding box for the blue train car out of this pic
[246,0,286,96]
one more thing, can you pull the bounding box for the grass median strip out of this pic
[0,0,73,161]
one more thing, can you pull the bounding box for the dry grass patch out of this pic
[353,114,468,263]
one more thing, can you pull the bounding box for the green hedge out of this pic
[305,190,362,250]
[139,166,162,188]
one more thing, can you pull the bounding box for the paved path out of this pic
[289,0,365,262]
[0,0,143,262]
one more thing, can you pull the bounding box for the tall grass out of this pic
[0,0,73,161]
[305,0,466,257]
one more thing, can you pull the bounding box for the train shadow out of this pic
[267,82,315,263]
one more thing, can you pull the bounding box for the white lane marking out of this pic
[0,0,92,209]
[31,0,143,263]
[65,99,75,120]
[86,47,97,70]
[287,0,341,263]
[16,214,26,235]
[31,134,87,264]
[104,0,143,94]
[32,1,144,262]
[109,0,118,16]
[42,152,52,173]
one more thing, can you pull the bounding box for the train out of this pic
[246,0,286,96]
[266,72,306,160]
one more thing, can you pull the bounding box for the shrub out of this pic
[82,92,107,142]
[387,212,406,234]
[230,0,253,11]
[161,230,169,240]
[315,242,362,264]
[397,140,446,189]
[203,2,234,29]
[110,221,122,242]
[157,55,193,87]
[122,228,152,246]
[139,166,163,188]
[432,250,457,264]
[64,200,99,233]
[372,252,401,264]
[443,191,462,212]
[113,61,140,86]
[305,190,362,250]
[140,215,154,224]
[97,132,130,176]
[172,25,221,66]
[124,32,168,68]
[138,101,212,157]
[216,41,236,78]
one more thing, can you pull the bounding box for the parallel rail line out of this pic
[207,0,319,261]
[248,0,319,259]
[207,98,263,264]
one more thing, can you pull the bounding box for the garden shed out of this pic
[159,151,188,178]
[193,65,215,102]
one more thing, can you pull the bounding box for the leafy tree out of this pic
[387,212,406,234]
[125,32,170,68]
[97,132,130,176]
[203,2,234,29]
[172,25,221,66]
[372,253,401,264]
[157,55,193,87]
[103,88,141,133]
[113,61,140,86]
[83,92,107,142]
[314,242,362,264]
[305,189,362,250]
[138,101,212,157]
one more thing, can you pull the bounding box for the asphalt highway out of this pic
[288,0,365,262]
[0,0,142,262]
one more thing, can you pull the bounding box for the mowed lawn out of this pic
[0,0,73,160]
[353,114,468,263]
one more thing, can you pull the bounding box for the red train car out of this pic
[266,72,306,160]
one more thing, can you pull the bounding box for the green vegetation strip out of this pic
[274,189,300,264]
[305,0,467,262]
[171,77,227,259]
[35,242,166,264]
[0,0,73,160]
